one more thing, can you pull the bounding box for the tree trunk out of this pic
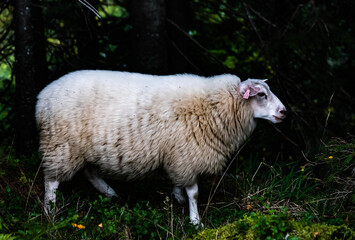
[130,0,168,75]
[14,0,47,155]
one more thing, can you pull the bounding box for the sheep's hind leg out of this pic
[44,179,60,215]
[172,185,186,204]
[84,168,118,198]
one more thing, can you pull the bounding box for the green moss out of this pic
[290,222,354,240]
[192,221,255,240]
[191,211,354,240]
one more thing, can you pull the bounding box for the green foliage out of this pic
[42,0,131,77]
[205,207,245,227]
[315,136,354,187]
[291,222,354,240]
[0,234,16,240]
[70,196,169,239]
[249,209,291,239]
[305,136,355,223]
[192,210,354,240]
[1,180,194,240]
[0,17,14,143]
[234,153,319,206]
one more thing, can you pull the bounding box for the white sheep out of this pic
[36,70,286,225]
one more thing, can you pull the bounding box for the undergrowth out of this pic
[192,209,354,240]
[0,136,353,239]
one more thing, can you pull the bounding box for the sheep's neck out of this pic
[172,88,256,161]
[203,89,256,155]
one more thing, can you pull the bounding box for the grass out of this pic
[0,136,354,239]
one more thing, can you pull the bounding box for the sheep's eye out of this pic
[257,92,266,98]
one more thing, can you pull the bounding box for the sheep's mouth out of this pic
[272,115,284,123]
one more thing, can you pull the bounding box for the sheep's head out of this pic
[240,79,286,123]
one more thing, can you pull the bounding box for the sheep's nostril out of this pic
[280,109,287,117]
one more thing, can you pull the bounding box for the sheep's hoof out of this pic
[44,205,51,216]
[43,202,58,220]
[106,194,124,204]
[190,219,204,229]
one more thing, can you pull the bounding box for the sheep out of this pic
[36,70,286,225]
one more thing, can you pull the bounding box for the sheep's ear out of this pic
[243,89,251,99]
[240,82,260,99]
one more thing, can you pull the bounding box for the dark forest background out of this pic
[0,0,353,154]
[0,0,353,155]
[0,0,354,238]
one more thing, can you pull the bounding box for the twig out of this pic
[322,92,334,138]
[270,123,299,148]
[167,37,203,74]
[248,6,276,28]
[78,0,101,18]
[306,194,351,204]
[251,162,263,183]
[202,137,252,219]
[84,202,92,219]
[241,0,265,48]
[167,18,231,72]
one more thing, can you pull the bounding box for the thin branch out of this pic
[202,136,253,219]
[241,0,265,48]
[167,18,231,72]
[77,0,101,18]
[322,92,334,138]
[248,6,276,28]
[167,38,203,74]
[270,123,299,148]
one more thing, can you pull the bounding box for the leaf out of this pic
[345,154,353,164]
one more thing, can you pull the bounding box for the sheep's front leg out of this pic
[44,179,60,215]
[84,168,118,198]
[185,183,201,225]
